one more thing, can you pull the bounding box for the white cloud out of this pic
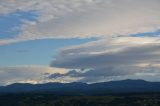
[0,0,160,83]
[0,65,67,85]
[0,0,160,45]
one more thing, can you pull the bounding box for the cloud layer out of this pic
[0,65,67,85]
[50,37,160,82]
[51,37,160,68]
[0,0,160,45]
[0,0,160,84]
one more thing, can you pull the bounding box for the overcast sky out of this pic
[0,0,160,85]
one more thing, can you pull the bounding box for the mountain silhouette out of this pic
[1,79,160,95]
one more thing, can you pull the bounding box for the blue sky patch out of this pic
[131,30,160,37]
[0,38,96,67]
[0,10,38,39]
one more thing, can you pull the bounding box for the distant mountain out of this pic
[1,79,160,95]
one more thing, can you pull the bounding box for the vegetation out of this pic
[0,93,160,106]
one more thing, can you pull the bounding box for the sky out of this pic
[0,0,160,85]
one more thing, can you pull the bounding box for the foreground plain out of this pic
[0,93,160,106]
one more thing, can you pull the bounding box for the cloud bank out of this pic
[50,37,160,82]
[0,65,67,85]
[0,0,160,83]
[0,0,160,45]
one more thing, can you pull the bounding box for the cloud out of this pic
[48,64,160,83]
[50,37,160,82]
[51,37,160,68]
[0,0,160,45]
[1,0,160,83]
[0,65,67,85]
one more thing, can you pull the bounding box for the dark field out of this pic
[0,93,160,106]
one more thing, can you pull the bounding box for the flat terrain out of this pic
[0,93,160,106]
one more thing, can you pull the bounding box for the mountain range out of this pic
[1,79,160,95]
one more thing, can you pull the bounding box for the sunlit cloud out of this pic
[0,65,67,85]
[0,0,160,84]
[0,0,160,45]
